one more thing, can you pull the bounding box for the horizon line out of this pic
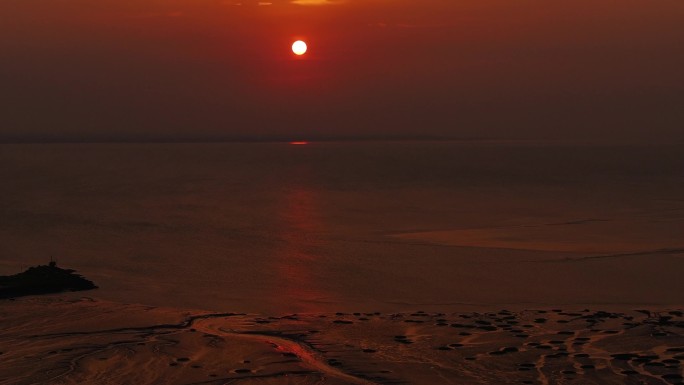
[0,135,536,145]
[1,137,681,146]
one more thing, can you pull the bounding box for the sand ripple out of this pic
[1,298,683,384]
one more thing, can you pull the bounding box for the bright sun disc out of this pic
[292,40,307,55]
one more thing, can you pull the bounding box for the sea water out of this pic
[1,141,683,313]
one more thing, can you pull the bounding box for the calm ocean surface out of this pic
[1,142,683,313]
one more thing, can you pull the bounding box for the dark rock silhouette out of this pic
[0,261,97,298]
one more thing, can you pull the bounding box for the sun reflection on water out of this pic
[272,176,331,313]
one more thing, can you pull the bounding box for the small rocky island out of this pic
[0,261,97,298]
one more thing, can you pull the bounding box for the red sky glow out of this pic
[0,0,683,143]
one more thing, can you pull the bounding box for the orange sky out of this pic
[1,0,683,142]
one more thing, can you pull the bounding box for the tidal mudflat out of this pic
[2,297,683,385]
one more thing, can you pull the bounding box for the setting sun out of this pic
[292,40,307,56]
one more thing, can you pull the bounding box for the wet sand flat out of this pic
[2,297,684,385]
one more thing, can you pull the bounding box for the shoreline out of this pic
[16,289,684,316]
